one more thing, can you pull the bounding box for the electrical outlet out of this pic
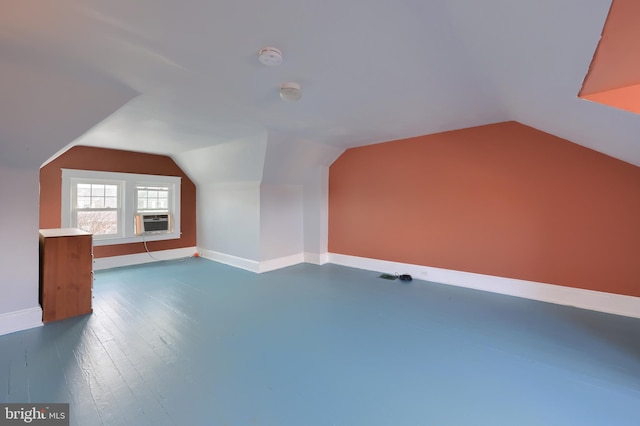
[419,270,429,277]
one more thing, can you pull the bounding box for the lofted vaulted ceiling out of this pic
[2,0,640,174]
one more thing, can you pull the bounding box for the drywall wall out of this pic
[176,137,266,264]
[580,0,640,96]
[303,166,330,259]
[39,146,196,258]
[259,134,341,263]
[579,0,640,114]
[0,167,40,316]
[261,131,343,184]
[197,181,304,266]
[0,55,135,335]
[197,182,261,261]
[260,184,303,261]
[178,131,341,268]
[173,136,267,185]
[329,121,640,297]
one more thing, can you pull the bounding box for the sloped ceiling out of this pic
[0,53,136,168]
[2,0,640,175]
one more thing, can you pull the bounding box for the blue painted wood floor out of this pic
[2,258,640,425]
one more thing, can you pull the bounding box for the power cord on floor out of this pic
[141,233,197,263]
[379,272,413,282]
[141,233,162,261]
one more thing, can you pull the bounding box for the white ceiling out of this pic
[2,0,640,173]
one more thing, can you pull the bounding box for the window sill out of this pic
[92,232,181,246]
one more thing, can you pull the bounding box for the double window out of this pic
[61,169,181,246]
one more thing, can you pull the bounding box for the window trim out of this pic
[61,169,181,246]
[71,178,124,239]
[135,182,172,214]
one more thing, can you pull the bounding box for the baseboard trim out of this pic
[93,247,197,270]
[0,307,43,336]
[198,249,305,273]
[259,253,304,273]
[328,253,640,319]
[304,252,329,265]
[198,249,260,273]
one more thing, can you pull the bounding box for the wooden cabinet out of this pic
[39,228,93,322]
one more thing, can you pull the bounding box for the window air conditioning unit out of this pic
[135,214,172,235]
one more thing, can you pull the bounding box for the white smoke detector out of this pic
[258,47,283,66]
[280,82,302,102]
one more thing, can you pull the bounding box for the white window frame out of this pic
[135,183,172,215]
[70,178,125,239]
[62,169,181,246]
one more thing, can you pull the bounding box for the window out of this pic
[72,181,122,237]
[61,169,181,246]
[136,185,170,214]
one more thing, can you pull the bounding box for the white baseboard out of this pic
[0,307,43,336]
[328,253,640,319]
[93,247,197,270]
[198,249,305,273]
[259,253,304,273]
[198,249,261,273]
[304,252,329,265]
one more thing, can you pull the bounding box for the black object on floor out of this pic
[379,273,398,280]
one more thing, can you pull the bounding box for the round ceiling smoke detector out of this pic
[258,47,283,66]
[280,82,302,102]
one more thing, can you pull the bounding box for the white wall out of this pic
[258,134,341,264]
[0,166,42,333]
[197,182,305,265]
[173,136,267,185]
[0,55,136,335]
[197,182,261,261]
[260,184,303,261]
[180,131,342,269]
[177,135,268,266]
[302,166,330,260]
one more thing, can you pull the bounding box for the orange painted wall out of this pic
[40,146,196,258]
[329,121,640,297]
[582,83,640,115]
[580,0,640,96]
[579,0,640,113]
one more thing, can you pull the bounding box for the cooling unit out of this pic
[134,214,172,235]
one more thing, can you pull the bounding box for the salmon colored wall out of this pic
[580,0,640,113]
[329,122,640,297]
[582,83,640,115]
[580,0,640,95]
[40,146,196,258]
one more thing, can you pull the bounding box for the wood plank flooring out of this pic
[1,257,640,425]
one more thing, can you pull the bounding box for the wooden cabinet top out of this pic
[39,228,92,238]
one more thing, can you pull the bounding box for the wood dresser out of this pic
[39,228,93,322]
